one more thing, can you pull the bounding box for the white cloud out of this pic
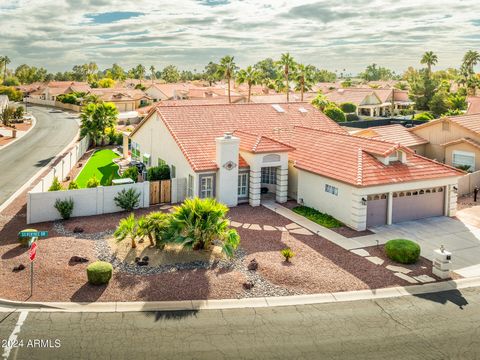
[1,0,479,73]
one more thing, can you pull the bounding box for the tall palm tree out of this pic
[114,213,139,249]
[420,51,438,75]
[463,50,480,73]
[135,64,146,84]
[80,102,119,146]
[236,66,261,103]
[294,64,315,101]
[218,56,236,103]
[1,56,11,84]
[461,50,480,95]
[277,53,296,102]
[150,65,156,84]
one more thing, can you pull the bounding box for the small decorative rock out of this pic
[73,226,84,233]
[134,257,141,263]
[70,256,89,263]
[243,281,254,290]
[247,259,258,271]
[142,256,149,262]
[12,264,25,272]
[137,261,148,266]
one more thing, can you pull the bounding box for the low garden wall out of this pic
[54,101,81,112]
[458,171,480,196]
[26,97,56,107]
[27,182,150,224]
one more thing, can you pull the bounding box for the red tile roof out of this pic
[467,96,480,115]
[355,124,428,147]
[233,130,295,153]
[441,137,480,149]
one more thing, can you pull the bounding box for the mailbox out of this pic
[432,248,452,279]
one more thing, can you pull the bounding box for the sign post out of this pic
[29,242,37,297]
[18,230,47,298]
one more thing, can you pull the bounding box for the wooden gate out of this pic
[150,180,171,205]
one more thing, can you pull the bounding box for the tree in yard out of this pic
[420,51,438,75]
[135,64,146,84]
[106,63,126,81]
[160,65,181,83]
[324,105,346,122]
[359,63,394,81]
[149,65,156,83]
[98,78,115,88]
[460,50,480,95]
[204,62,221,86]
[236,66,261,103]
[80,102,119,146]
[166,198,240,257]
[277,53,296,102]
[311,93,331,111]
[137,212,170,247]
[428,92,449,118]
[217,56,236,103]
[0,106,15,127]
[294,64,315,101]
[114,213,139,249]
[254,58,278,83]
[0,56,11,84]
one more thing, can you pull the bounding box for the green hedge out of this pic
[292,206,343,228]
[147,165,170,181]
[86,261,113,285]
[385,239,421,264]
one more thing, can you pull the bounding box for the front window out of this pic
[200,176,214,198]
[187,175,194,197]
[131,141,140,159]
[238,173,248,197]
[261,167,277,184]
[325,184,339,196]
[171,165,176,178]
[453,150,475,171]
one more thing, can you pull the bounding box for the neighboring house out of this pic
[466,96,480,115]
[0,95,9,112]
[29,81,91,101]
[89,88,152,112]
[144,83,191,101]
[128,102,461,231]
[325,88,413,117]
[410,113,480,172]
[354,124,429,155]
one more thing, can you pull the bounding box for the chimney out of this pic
[215,132,240,206]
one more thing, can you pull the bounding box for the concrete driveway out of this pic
[350,214,480,278]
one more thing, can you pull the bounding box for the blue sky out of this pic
[1,0,480,74]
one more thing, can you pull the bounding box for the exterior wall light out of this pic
[361,197,367,205]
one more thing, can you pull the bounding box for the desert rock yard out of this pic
[0,200,443,302]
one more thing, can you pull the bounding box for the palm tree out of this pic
[420,51,438,75]
[277,53,296,102]
[135,64,146,84]
[311,93,331,111]
[236,66,261,103]
[463,50,480,73]
[114,213,139,249]
[294,64,315,101]
[167,198,240,257]
[137,212,170,247]
[150,65,156,84]
[1,56,11,84]
[80,102,119,146]
[218,56,236,103]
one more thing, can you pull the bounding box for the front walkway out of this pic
[262,200,480,278]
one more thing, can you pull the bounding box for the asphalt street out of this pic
[1,287,479,360]
[0,106,79,206]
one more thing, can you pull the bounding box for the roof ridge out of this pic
[154,101,311,109]
[356,148,363,186]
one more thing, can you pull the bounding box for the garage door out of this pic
[392,187,444,223]
[366,194,387,227]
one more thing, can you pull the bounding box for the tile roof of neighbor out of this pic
[233,130,295,153]
[146,83,191,98]
[90,88,150,101]
[415,113,480,134]
[324,89,379,106]
[132,103,462,186]
[467,96,480,115]
[355,124,429,147]
[441,137,480,150]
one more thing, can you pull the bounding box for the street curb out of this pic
[1,277,479,313]
[0,110,80,214]
[0,115,37,152]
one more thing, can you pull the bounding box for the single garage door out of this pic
[366,194,387,227]
[392,187,444,223]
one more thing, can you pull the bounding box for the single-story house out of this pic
[0,95,9,112]
[29,82,91,102]
[354,124,429,156]
[410,113,480,172]
[128,102,462,230]
[144,83,191,102]
[89,88,152,112]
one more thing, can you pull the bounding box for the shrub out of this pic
[147,165,170,181]
[18,228,37,247]
[346,113,359,121]
[122,166,139,182]
[48,177,64,191]
[86,261,113,285]
[384,239,421,264]
[114,188,141,211]
[86,175,100,188]
[281,248,294,262]
[324,105,346,123]
[339,102,357,113]
[54,198,74,220]
[413,112,434,121]
[115,132,123,145]
[455,164,471,172]
[68,181,79,190]
[292,205,343,228]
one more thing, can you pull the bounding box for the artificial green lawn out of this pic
[292,205,343,228]
[75,149,121,188]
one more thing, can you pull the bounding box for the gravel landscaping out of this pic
[0,193,447,302]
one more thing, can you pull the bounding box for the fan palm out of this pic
[420,51,438,75]
[277,53,296,102]
[150,65,156,83]
[1,56,11,84]
[218,56,236,103]
[80,102,118,146]
[463,50,480,73]
[236,66,261,103]
[294,64,315,101]
[137,212,170,247]
[114,213,139,249]
[311,93,331,111]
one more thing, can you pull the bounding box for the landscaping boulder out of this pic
[73,227,84,233]
[134,257,141,263]
[142,256,149,262]
[137,261,148,266]
[243,281,254,290]
[12,264,25,272]
[70,256,89,263]
[247,259,258,271]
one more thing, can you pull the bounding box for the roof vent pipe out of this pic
[224,132,233,139]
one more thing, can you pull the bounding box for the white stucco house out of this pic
[128,102,462,231]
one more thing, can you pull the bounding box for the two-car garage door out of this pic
[366,187,445,227]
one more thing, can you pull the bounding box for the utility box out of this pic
[432,248,452,279]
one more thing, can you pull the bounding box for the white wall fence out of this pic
[458,171,480,196]
[31,136,89,193]
[26,97,56,107]
[27,182,150,224]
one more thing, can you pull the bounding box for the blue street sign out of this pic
[19,231,48,238]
